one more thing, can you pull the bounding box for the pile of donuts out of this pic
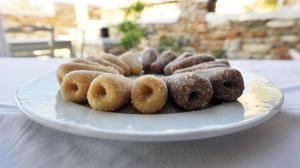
[56,48,244,114]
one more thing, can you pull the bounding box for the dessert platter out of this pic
[16,49,283,141]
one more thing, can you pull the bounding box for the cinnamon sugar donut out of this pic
[87,74,133,111]
[150,50,177,74]
[56,62,119,84]
[194,67,244,102]
[86,56,125,75]
[215,60,230,66]
[100,53,131,76]
[131,75,168,114]
[168,54,215,74]
[119,52,142,75]
[163,73,213,110]
[173,60,230,74]
[164,52,193,75]
[141,48,158,73]
[60,70,102,103]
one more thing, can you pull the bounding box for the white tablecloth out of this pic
[1,58,300,168]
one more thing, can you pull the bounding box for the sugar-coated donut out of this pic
[86,56,125,75]
[215,60,230,66]
[131,75,168,114]
[119,52,142,75]
[100,53,131,76]
[141,48,158,73]
[164,52,193,75]
[56,62,119,84]
[60,70,102,103]
[87,74,133,111]
[150,50,177,74]
[173,60,230,74]
[168,54,215,74]
[194,67,244,101]
[163,73,213,110]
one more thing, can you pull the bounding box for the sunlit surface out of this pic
[215,0,276,14]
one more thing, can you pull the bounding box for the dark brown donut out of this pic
[164,52,194,75]
[163,73,213,110]
[194,67,244,102]
[173,60,230,74]
[168,54,215,74]
[141,48,159,73]
[150,50,177,74]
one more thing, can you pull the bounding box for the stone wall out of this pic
[144,0,300,59]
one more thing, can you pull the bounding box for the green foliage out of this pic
[117,21,146,49]
[124,1,145,19]
[117,1,146,50]
[157,36,186,54]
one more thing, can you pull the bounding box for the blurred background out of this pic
[0,0,300,59]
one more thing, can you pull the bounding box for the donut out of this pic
[194,67,244,101]
[150,50,177,74]
[87,73,133,111]
[86,56,125,75]
[60,70,102,103]
[71,58,100,67]
[131,75,168,114]
[56,62,119,84]
[119,52,142,75]
[164,52,193,75]
[168,54,215,74]
[173,60,230,74]
[141,48,159,73]
[100,53,131,76]
[215,60,230,66]
[163,73,213,110]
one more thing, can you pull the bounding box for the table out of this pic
[1,58,300,168]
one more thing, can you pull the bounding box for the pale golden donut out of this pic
[70,58,99,67]
[56,62,119,84]
[100,53,131,76]
[86,56,125,75]
[119,52,142,75]
[60,70,102,103]
[131,75,168,114]
[87,74,133,111]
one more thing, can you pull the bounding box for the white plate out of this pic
[16,71,283,141]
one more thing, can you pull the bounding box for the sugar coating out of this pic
[60,70,102,103]
[163,73,213,110]
[164,52,193,75]
[168,54,215,74]
[56,62,119,84]
[86,56,125,75]
[100,53,131,76]
[131,75,168,114]
[141,48,158,73]
[87,73,134,111]
[193,67,244,102]
[150,50,177,74]
[173,60,230,74]
[119,52,142,75]
[215,60,230,66]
